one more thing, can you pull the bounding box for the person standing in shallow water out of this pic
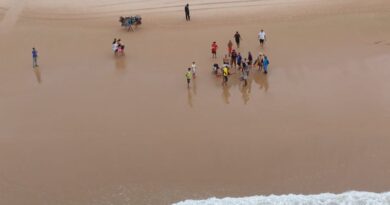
[185,4,190,21]
[185,68,192,87]
[32,48,38,68]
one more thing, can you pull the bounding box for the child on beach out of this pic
[211,42,218,58]
[191,62,197,78]
[32,48,38,68]
[117,45,125,55]
[185,68,192,87]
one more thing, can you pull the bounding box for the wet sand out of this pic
[1,0,390,204]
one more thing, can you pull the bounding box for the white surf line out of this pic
[0,0,27,33]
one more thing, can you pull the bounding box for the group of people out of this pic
[185,62,197,87]
[201,30,269,87]
[112,38,125,55]
[186,28,270,87]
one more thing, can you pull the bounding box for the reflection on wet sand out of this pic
[222,84,231,104]
[240,84,250,104]
[187,79,196,108]
[187,87,193,108]
[253,71,269,91]
[216,67,269,104]
[33,68,42,83]
[115,56,126,70]
[192,78,197,95]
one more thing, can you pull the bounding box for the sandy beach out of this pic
[1,0,390,204]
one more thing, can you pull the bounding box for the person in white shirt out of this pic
[258,29,266,47]
[191,61,197,78]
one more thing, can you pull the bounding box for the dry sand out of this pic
[1,0,390,204]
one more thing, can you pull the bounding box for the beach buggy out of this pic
[119,15,142,32]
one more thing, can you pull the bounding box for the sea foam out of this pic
[173,191,390,205]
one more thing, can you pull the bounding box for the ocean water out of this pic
[173,191,390,205]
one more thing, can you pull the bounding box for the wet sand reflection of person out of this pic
[240,84,250,104]
[115,56,126,70]
[187,87,193,107]
[33,67,42,83]
[192,77,197,95]
[254,72,269,91]
[222,84,231,104]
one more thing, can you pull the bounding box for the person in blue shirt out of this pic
[32,48,38,68]
[263,55,270,74]
[236,53,242,69]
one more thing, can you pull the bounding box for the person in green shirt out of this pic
[185,68,192,87]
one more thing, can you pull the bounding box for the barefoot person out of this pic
[258,29,266,47]
[236,52,242,69]
[211,41,218,58]
[254,53,264,71]
[222,65,229,85]
[230,49,237,68]
[242,60,249,86]
[223,54,230,65]
[185,68,192,87]
[112,38,118,54]
[227,40,233,56]
[234,31,242,48]
[263,55,270,74]
[247,51,253,67]
[184,4,190,21]
[32,48,38,68]
[191,61,197,78]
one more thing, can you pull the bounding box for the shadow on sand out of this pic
[33,67,42,84]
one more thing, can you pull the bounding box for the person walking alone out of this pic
[185,4,190,21]
[32,48,38,68]
[258,29,266,47]
[234,31,242,48]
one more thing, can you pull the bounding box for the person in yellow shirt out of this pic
[222,66,229,85]
[185,68,192,87]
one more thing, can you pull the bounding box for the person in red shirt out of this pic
[211,41,218,58]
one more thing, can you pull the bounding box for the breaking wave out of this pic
[173,191,390,205]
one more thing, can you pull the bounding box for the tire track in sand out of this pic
[0,0,27,33]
